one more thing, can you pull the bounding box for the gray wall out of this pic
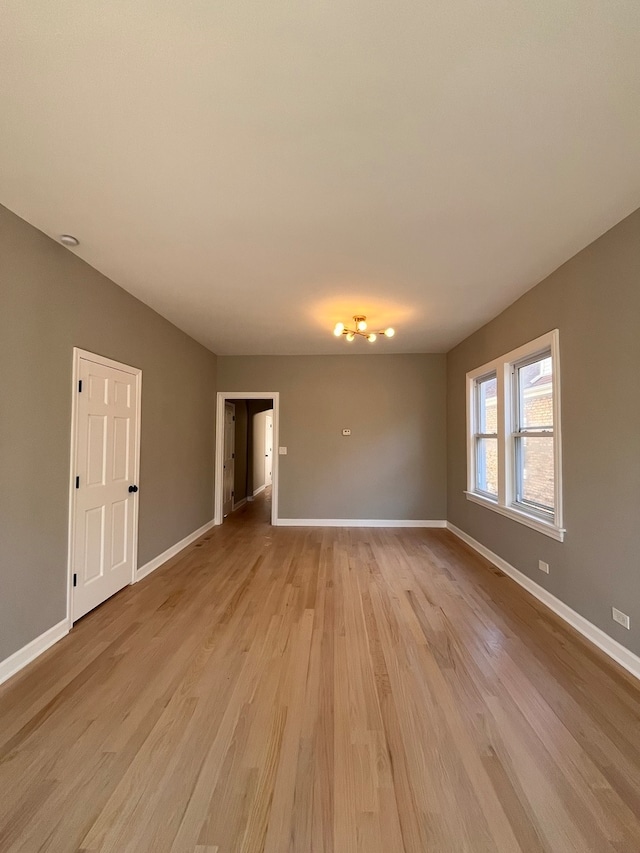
[0,205,217,662]
[218,354,447,520]
[447,208,640,656]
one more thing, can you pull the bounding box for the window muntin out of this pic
[465,331,563,541]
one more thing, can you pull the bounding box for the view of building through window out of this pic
[467,331,561,539]
[475,357,554,510]
[515,356,554,510]
[476,375,497,495]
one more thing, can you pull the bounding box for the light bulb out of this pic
[333,322,344,337]
[367,333,377,343]
[346,332,355,342]
[357,319,367,332]
[384,327,395,337]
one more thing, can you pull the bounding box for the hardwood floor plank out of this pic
[1,493,640,852]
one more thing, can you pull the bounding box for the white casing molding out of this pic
[136,518,216,581]
[276,518,447,528]
[447,522,640,682]
[0,619,69,688]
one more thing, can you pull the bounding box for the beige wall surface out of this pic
[0,205,217,662]
[218,354,447,520]
[447,208,640,656]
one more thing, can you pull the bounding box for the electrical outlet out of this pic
[612,607,630,630]
[342,428,351,436]
[538,560,549,574]
[278,446,287,455]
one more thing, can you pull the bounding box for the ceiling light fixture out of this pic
[60,234,80,247]
[333,315,395,343]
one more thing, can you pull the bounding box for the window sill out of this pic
[464,491,565,542]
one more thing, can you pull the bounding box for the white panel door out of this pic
[265,414,273,486]
[223,402,235,517]
[72,356,140,621]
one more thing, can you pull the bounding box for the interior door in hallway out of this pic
[265,413,273,486]
[223,402,235,517]
[71,353,141,622]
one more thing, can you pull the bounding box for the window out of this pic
[466,331,564,541]
[473,373,498,497]
[513,353,554,515]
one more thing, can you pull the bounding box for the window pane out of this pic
[476,437,498,496]
[477,375,497,434]
[518,355,553,429]
[516,436,554,510]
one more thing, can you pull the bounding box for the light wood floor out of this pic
[2,493,640,852]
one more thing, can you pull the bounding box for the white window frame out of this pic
[472,371,498,500]
[465,330,564,542]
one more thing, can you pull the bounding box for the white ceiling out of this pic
[1,1,640,355]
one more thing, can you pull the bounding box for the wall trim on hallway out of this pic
[276,518,447,528]
[232,498,247,512]
[136,518,216,582]
[446,522,640,682]
[0,619,69,688]
[252,484,266,497]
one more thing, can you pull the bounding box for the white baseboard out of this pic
[252,484,266,497]
[232,498,247,512]
[446,522,640,682]
[136,518,216,581]
[0,519,217,688]
[0,619,69,688]
[276,518,447,528]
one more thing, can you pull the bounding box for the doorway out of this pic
[67,349,142,623]
[214,392,280,525]
[222,402,235,517]
[265,414,273,487]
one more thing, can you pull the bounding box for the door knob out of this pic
[128,485,139,493]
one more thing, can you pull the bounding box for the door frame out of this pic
[66,347,143,628]
[214,391,279,526]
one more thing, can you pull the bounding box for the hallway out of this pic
[1,501,640,852]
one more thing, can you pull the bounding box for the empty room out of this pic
[1,2,640,851]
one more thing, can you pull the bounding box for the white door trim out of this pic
[66,348,142,628]
[215,392,279,526]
